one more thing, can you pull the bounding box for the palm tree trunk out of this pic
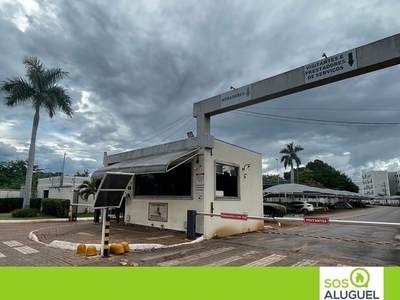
[23,109,39,209]
[290,165,294,184]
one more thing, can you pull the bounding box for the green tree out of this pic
[279,141,304,184]
[306,159,358,192]
[0,55,73,208]
[77,178,100,201]
[262,174,285,189]
[0,159,40,189]
[74,169,90,177]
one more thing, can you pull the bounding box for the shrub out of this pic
[11,208,38,218]
[41,198,70,218]
[263,202,287,217]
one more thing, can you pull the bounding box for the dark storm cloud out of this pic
[1,0,400,181]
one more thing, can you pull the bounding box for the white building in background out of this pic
[354,182,363,194]
[387,171,400,196]
[37,175,94,213]
[361,171,390,196]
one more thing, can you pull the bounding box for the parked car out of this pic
[263,202,287,217]
[349,201,366,208]
[329,201,353,209]
[371,200,383,205]
[286,201,314,215]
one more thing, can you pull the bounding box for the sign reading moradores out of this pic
[304,49,357,84]
[220,85,252,108]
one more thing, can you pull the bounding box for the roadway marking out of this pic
[3,240,23,247]
[157,247,235,266]
[146,235,175,240]
[243,254,287,266]
[0,252,6,258]
[337,264,351,267]
[140,248,199,262]
[14,246,39,254]
[291,259,319,267]
[205,251,259,266]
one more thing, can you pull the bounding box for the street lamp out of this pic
[275,158,279,185]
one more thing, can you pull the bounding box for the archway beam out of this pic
[193,33,400,137]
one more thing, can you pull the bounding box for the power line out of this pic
[234,110,400,127]
[248,107,400,111]
[119,114,194,151]
[156,117,195,145]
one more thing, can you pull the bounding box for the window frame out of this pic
[214,161,240,200]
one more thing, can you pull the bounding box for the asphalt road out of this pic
[119,205,400,267]
[0,206,399,266]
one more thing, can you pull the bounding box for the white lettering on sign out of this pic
[304,49,357,83]
[220,85,251,108]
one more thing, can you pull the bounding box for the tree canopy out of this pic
[0,159,47,190]
[281,159,359,192]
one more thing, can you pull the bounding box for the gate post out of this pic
[186,210,197,240]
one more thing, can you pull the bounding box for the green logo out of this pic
[350,268,370,288]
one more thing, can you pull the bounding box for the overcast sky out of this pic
[1,0,400,183]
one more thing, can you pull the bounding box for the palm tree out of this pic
[279,141,304,184]
[0,55,73,209]
[77,178,100,201]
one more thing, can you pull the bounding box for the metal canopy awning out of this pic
[92,148,200,209]
[92,148,200,179]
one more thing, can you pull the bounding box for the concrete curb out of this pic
[27,220,205,252]
[44,236,205,252]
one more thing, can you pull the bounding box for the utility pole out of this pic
[275,158,279,185]
[60,152,66,187]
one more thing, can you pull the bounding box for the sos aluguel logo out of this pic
[321,267,383,300]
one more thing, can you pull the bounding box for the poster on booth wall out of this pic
[196,172,204,194]
[148,202,168,222]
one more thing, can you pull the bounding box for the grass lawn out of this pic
[0,212,94,220]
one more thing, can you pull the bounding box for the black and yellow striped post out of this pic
[103,215,110,257]
[100,208,111,257]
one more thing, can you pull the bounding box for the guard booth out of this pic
[92,137,264,239]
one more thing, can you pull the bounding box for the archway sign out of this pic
[193,33,400,138]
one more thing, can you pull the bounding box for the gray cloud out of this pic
[1,0,400,181]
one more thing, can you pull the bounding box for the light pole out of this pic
[275,158,279,185]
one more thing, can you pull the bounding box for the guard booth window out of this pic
[216,163,238,197]
[135,163,192,196]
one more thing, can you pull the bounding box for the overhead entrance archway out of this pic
[193,33,400,138]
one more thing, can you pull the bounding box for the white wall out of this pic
[201,139,264,239]
[0,190,21,198]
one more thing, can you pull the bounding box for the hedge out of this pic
[0,198,41,213]
[41,198,70,218]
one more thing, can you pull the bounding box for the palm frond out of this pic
[0,77,35,106]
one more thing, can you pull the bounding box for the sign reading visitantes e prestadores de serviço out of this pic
[304,49,357,84]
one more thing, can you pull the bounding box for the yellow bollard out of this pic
[86,245,97,256]
[76,244,86,254]
[121,242,130,253]
[113,244,125,255]
[110,243,117,254]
